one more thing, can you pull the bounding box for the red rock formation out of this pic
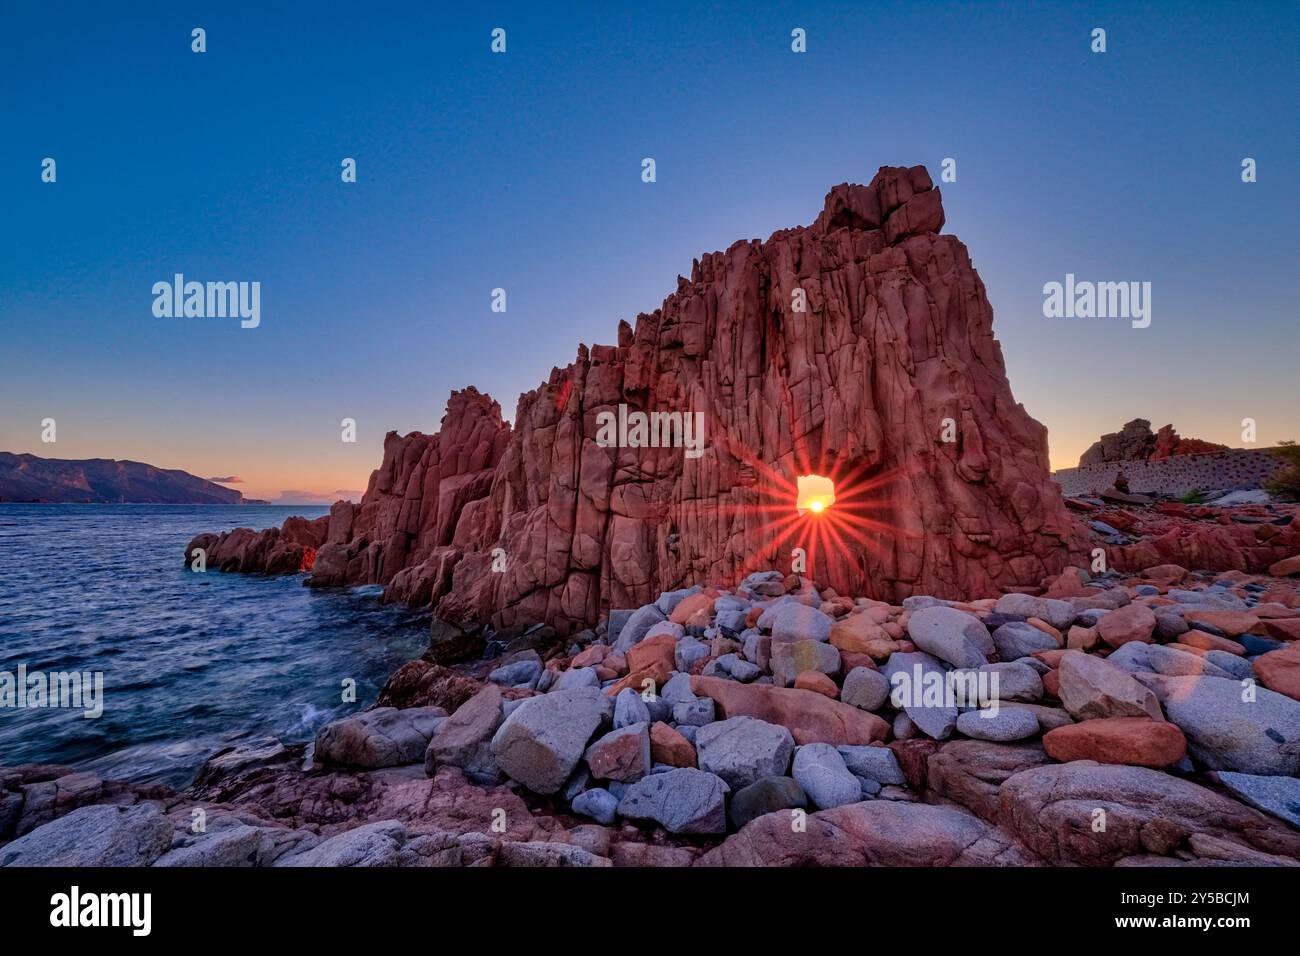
[1151,423,1229,460]
[187,513,329,575]
[188,166,1086,632]
[1079,419,1227,467]
[1106,509,1300,575]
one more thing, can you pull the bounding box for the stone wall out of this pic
[1052,448,1284,497]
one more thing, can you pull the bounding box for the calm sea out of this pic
[0,504,428,787]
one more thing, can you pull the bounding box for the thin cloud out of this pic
[274,489,364,504]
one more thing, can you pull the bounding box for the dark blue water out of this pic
[0,505,429,787]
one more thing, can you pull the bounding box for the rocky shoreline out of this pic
[8,162,1299,868]
[6,529,1300,867]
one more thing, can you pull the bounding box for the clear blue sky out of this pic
[2,1,1296,500]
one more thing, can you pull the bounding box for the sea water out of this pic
[0,504,427,786]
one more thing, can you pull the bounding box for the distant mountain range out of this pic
[0,453,267,504]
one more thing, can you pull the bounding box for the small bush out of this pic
[1264,440,1300,501]
[1178,488,1207,504]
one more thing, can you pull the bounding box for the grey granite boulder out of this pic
[759,601,833,643]
[553,667,601,691]
[727,776,808,830]
[836,745,907,786]
[841,667,890,711]
[993,593,1076,630]
[881,651,958,740]
[616,768,728,834]
[153,814,316,868]
[1058,650,1163,721]
[1,804,173,867]
[1204,651,1255,681]
[614,604,668,653]
[498,841,610,867]
[1154,607,1190,642]
[424,684,504,783]
[1136,674,1300,775]
[277,820,409,867]
[675,637,710,672]
[740,570,786,597]
[992,622,1058,661]
[906,606,994,668]
[955,708,1039,742]
[792,743,863,810]
[607,609,634,647]
[1145,644,1235,680]
[1213,772,1300,829]
[315,706,446,769]
[1106,641,1154,673]
[490,687,612,794]
[672,697,716,726]
[998,702,1075,732]
[488,655,543,688]
[696,716,795,789]
[613,687,651,728]
[660,672,696,707]
[976,661,1043,703]
[770,638,841,687]
[1167,588,1247,611]
[572,788,619,826]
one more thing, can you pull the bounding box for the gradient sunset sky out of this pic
[2,1,1296,502]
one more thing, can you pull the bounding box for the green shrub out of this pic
[1264,440,1300,501]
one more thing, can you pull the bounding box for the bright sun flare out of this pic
[796,474,836,516]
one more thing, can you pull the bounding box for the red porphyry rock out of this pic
[793,670,840,699]
[669,590,720,626]
[1263,618,1300,642]
[1143,564,1189,584]
[1041,567,1095,598]
[188,166,1091,632]
[1110,519,1300,580]
[1079,419,1227,466]
[649,721,697,768]
[691,675,889,746]
[571,644,609,668]
[1178,629,1246,655]
[1254,643,1300,702]
[1032,649,1069,668]
[1095,603,1157,648]
[1270,555,1300,577]
[1042,717,1186,768]
[1151,423,1228,460]
[1184,610,1262,638]
[605,634,675,696]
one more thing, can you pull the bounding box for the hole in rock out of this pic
[796,474,836,516]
